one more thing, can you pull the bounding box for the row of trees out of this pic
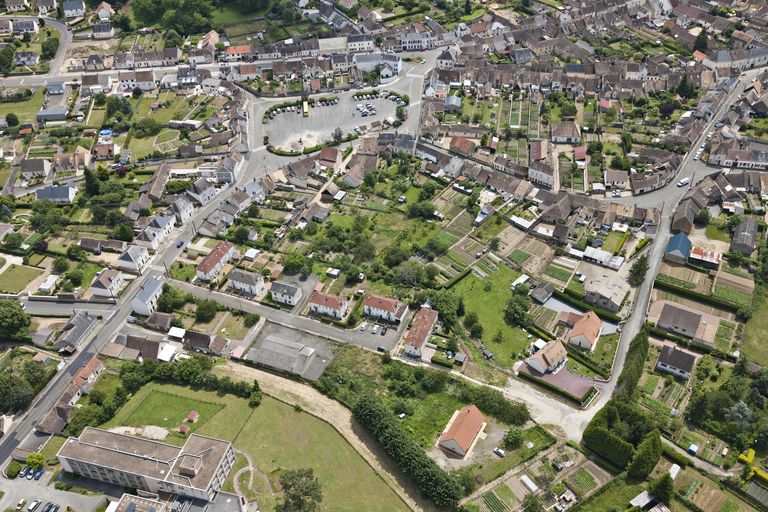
[353,394,464,508]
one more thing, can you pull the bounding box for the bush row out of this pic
[615,326,650,399]
[564,345,610,379]
[353,395,463,508]
[517,370,594,405]
[653,278,740,312]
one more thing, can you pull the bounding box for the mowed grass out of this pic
[0,264,43,292]
[0,88,45,123]
[574,475,645,512]
[102,383,407,511]
[743,293,768,366]
[454,265,530,367]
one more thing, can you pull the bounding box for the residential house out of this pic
[63,0,85,17]
[0,19,13,35]
[437,405,485,458]
[54,146,91,172]
[130,276,164,317]
[363,294,408,323]
[584,277,629,313]
[308,291,349,319]
[664,233,692,264]
[55,311,98,353]
[15,51,40,66]
[118,70,155,92]
[228,268,265,296]
[89,269,124,298]
[450,136,476,156]
[347,34,374,53]
[11,19,36,34]
[657,303,701,339]
[36,184,76,203]
[317,147,341,172]
[117,245,150,273]
[92,142,118,160]
[656,345,696,380]
[436,48,456,69]
[270,281,302,306]
[526,340,567,374]
[551,121,581,144]
[95,1,114,20]
[196,241,236,281]
[38,0,57,15]
[528,162,555,189]
[5,0,29,12]
[185,177,216,206]
[92,22,114,39]
[21,158,51,179]
[688,246,721,270]
[731,217,758,255]
[403,306,438,359]
[224,45,251,62]
[183,330,228,356]
[170,195,194,226]
[562,311,602,352]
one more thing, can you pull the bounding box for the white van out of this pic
[677,177,690,187]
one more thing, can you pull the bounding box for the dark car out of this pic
[176,241,184,248]
[376,346,386,353]
[33,468,44,480]
[380,327,387,336]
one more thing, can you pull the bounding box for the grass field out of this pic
[601,231,625,254]
[170,262,196,282]
[103,383,407,511]
[0,88,45,123]
[0,264,43,292]
[743,292,768,366]
[509,249,530,266]
[453,265,530,366]
[574,475,645,511]
[216,313,249,341]
[544,263,572,282]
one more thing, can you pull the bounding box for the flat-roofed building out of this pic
[57,427,235,502]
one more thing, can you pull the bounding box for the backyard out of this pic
[0,264,43,293]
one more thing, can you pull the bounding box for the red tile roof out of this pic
[226,45,251,55]
[197,241,235,274]
[439,405,485,455]
[310,290,346,311]
[364,294,403,314]
[405,307,438,349]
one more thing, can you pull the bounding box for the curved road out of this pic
[0,15,72,76]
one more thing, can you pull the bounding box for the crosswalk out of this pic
[146,264,167,274]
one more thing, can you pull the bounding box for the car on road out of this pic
[33,468,44,480]
[176,241,184,248]
[372,325,378,334]
[677,177,690,187]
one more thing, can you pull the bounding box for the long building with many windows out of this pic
[57,427,235,501]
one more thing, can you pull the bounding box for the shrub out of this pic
[6,460,21,478]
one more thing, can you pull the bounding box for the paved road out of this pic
[170,279,408,351]
[20,299,115,316]
[0,16,72,78]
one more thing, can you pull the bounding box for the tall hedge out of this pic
[627,429,662,479]
[582,424,634,468]
[616,327,650,399]
[352,394,464,508]
[455,382,530,425]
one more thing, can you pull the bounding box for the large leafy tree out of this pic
[276,468,323,512]
[0,299,31,341]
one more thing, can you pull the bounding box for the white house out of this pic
[63,0,86,17]
[196,241,235,281]
[95,1,114,20]
[36,184,76,204]
[363,294,408,323]
[403,307,438,359]
[117,245,150,273]
[228,268,265,296]
[5,0,29,12]
[562,311,602,352]
[38,0,58,15]
[308,291,348,319]
[270,281,302,306]
[526,340,568,374]
[130,276,164,317]
[89,268,124,298]
[656,345,696,380]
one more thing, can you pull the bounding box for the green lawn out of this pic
[705,223,731,243]
[509,249,530,266]
[573,475,645,512]
[0,264,43,292]
[103,383,407,511]
[601,231,625,254]
[0,88,45,123]
[453,265,531,367]
[743,293,768,366]
[544,263,572,282]
[593,333,619,370]
[216,313,250,341]
[170,262,197,282]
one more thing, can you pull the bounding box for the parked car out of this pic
[381,327,387,336]
[376,346,386,353]
[33,468,44,480]
[371,325,378,334]
[360,322,367,331]
[493,448,506,457]
[27,501,41,512]
[18,466,29,478]
[16,499,26,511]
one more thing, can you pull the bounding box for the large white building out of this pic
[196,241,235,282]
[363,294,408,323]
[117,245,150,273]
[58,427,235,502]
[270,281,302,306]
[130,276,164,316]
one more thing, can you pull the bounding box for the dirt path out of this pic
[214,361,430,512]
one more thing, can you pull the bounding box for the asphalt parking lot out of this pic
[264,93,398,151]
[0,470,108,512]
